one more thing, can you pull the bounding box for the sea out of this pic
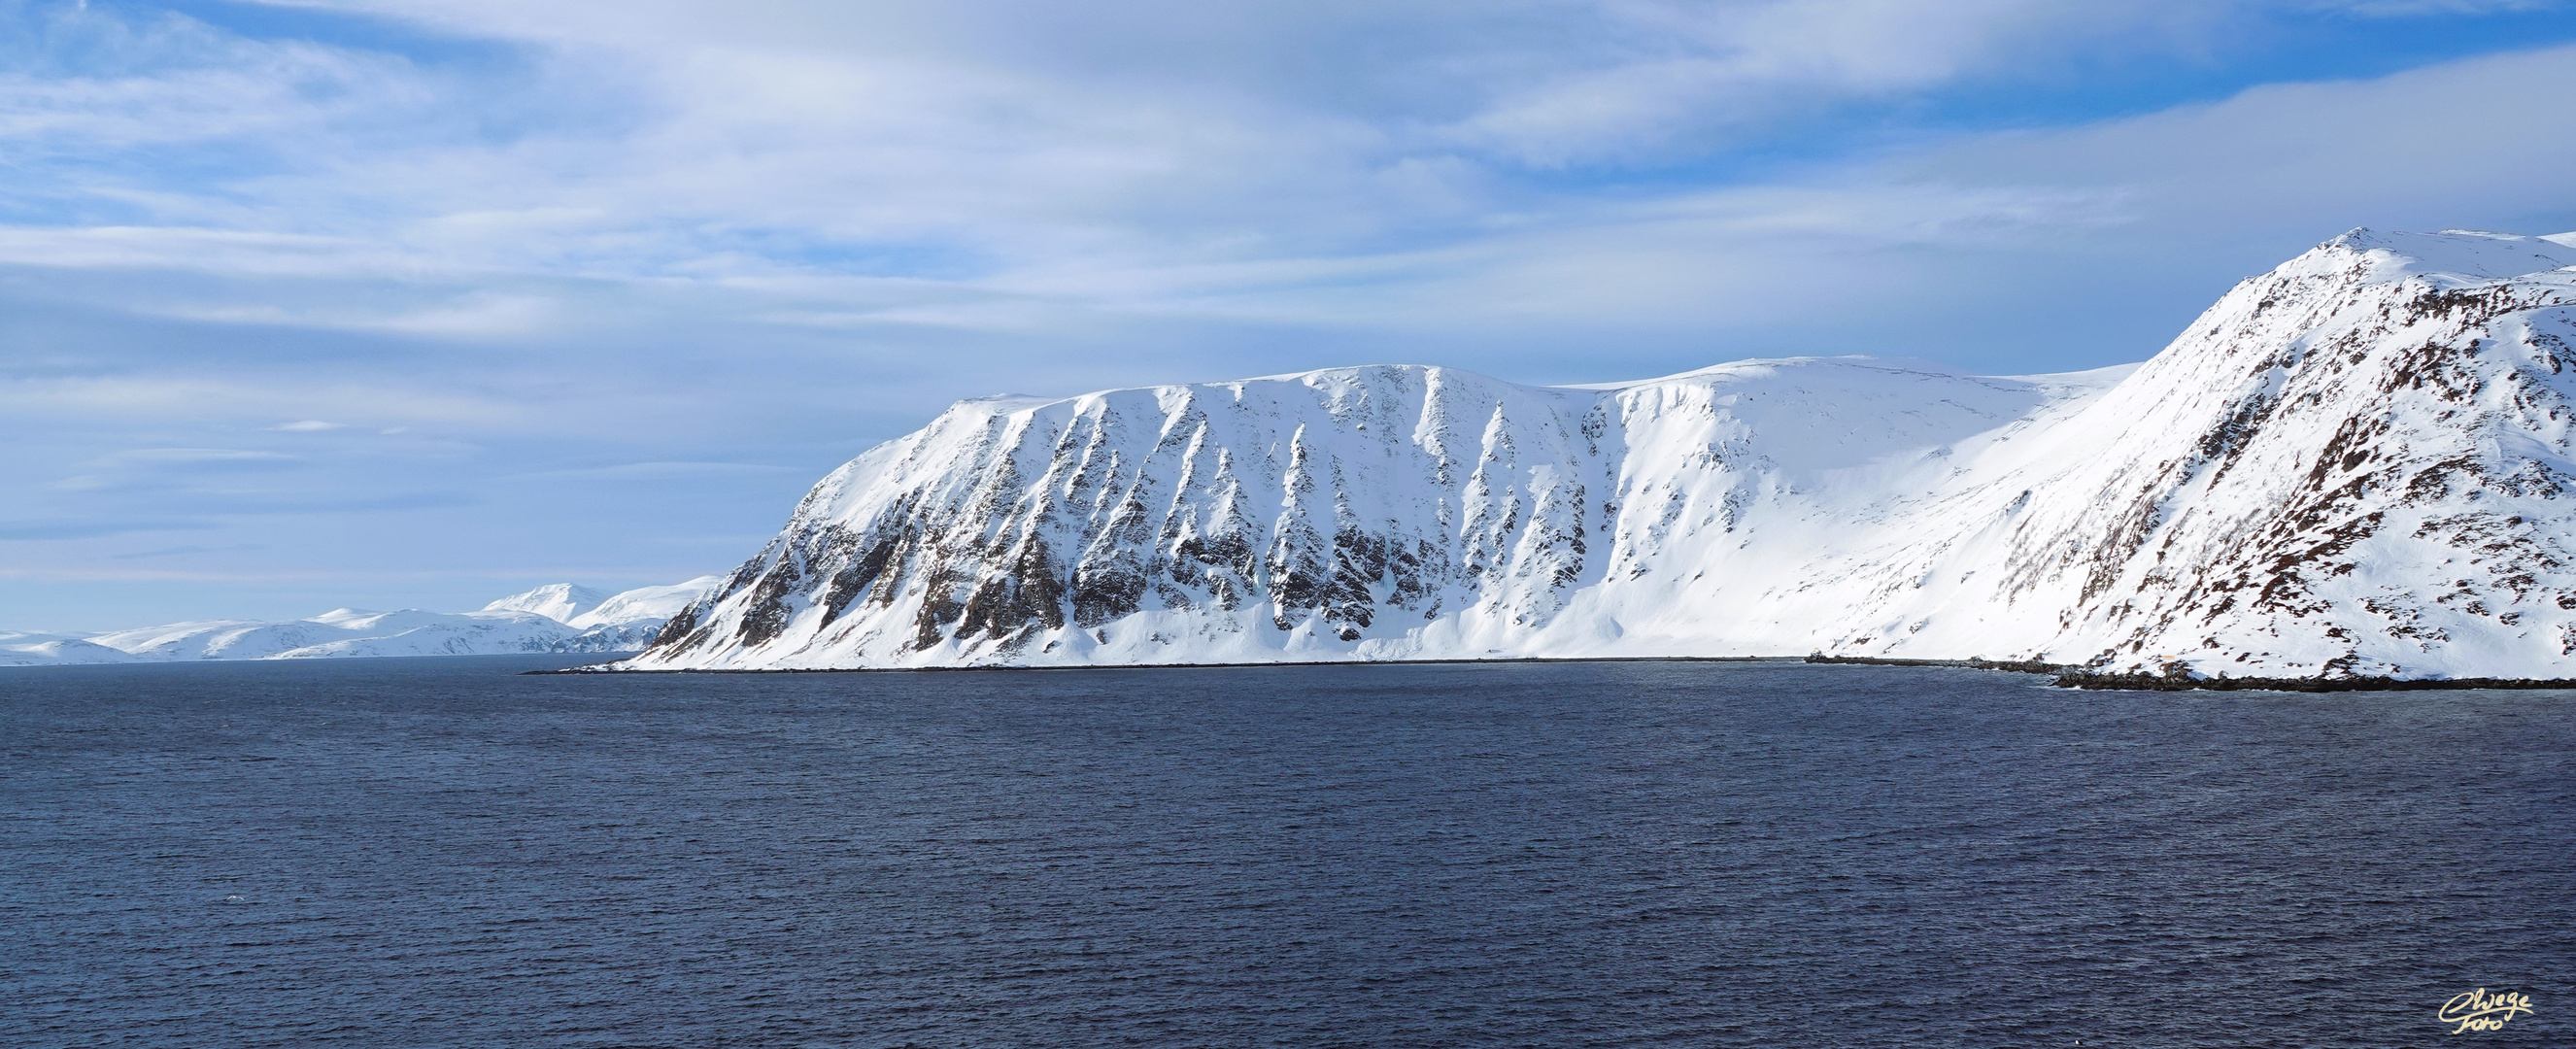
[1,656,2567,1048]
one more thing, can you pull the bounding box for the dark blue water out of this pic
[2,658,2567,1047]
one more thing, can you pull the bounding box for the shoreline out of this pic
[535,652,2576,692]
[1808,654,2576,692]
[527,655,1797,675]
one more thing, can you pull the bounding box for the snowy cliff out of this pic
[629,229,2576,679]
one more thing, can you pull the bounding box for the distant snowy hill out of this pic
[482,583,614,624]
[568,577,721,630]
[628,228,2576,680]
[3,577,717,665]
[1,631,139,667]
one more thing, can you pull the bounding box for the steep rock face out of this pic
[630,228,2576,678]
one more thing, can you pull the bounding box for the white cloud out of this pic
[1904,42,2576,244]
[1441,0,2246,163]
[1040,40,2576,348]
[0,0,2543,312]
[156,291,562,337]
[0,0,2313,285]
[108,448,300,464]
[0,374,533,430]
[2315,0,2562,14]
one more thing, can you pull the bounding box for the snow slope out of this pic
[85,608,615,660]
[9,578,715,664]
[568,576,721,629]
[0,631,139,667]
[629,228,2576,679]
[483,583,613,623]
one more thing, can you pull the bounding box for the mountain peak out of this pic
[2318,226,2576,283]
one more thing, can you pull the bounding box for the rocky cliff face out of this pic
[629,228,2576,678]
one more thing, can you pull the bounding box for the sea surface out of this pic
[1,657,2568,1048]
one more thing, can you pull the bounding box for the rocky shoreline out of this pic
[533,652,2576,689]
[1803,654,2576,692]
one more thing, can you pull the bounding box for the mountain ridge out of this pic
[1,576,720,666]
[625,227,2576,679]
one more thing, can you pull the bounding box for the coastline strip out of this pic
[532,652,2576,691]
[1804,655,2576,692]
[527,655,1796,675]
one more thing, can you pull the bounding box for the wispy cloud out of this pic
[507,460,810,481]
[0,517,218,541]
[108,542,267,559]
[0,0,2474,283]
[106,448,300,466]
[2316,0,2562,14]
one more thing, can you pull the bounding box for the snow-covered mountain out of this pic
[629,228,2576,679]
[482,583,614,624]
[85,608,597,661]
[1,631,139,666]
[566,577,721,630]
[3,577,718,665]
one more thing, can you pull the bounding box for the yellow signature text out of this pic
[2438,989,2534,1033]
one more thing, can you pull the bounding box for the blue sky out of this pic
[6,0,2576,630]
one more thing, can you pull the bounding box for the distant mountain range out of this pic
[624,228,2576,680]
[0,577,719,666]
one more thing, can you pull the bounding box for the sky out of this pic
[5,0,2576,631]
